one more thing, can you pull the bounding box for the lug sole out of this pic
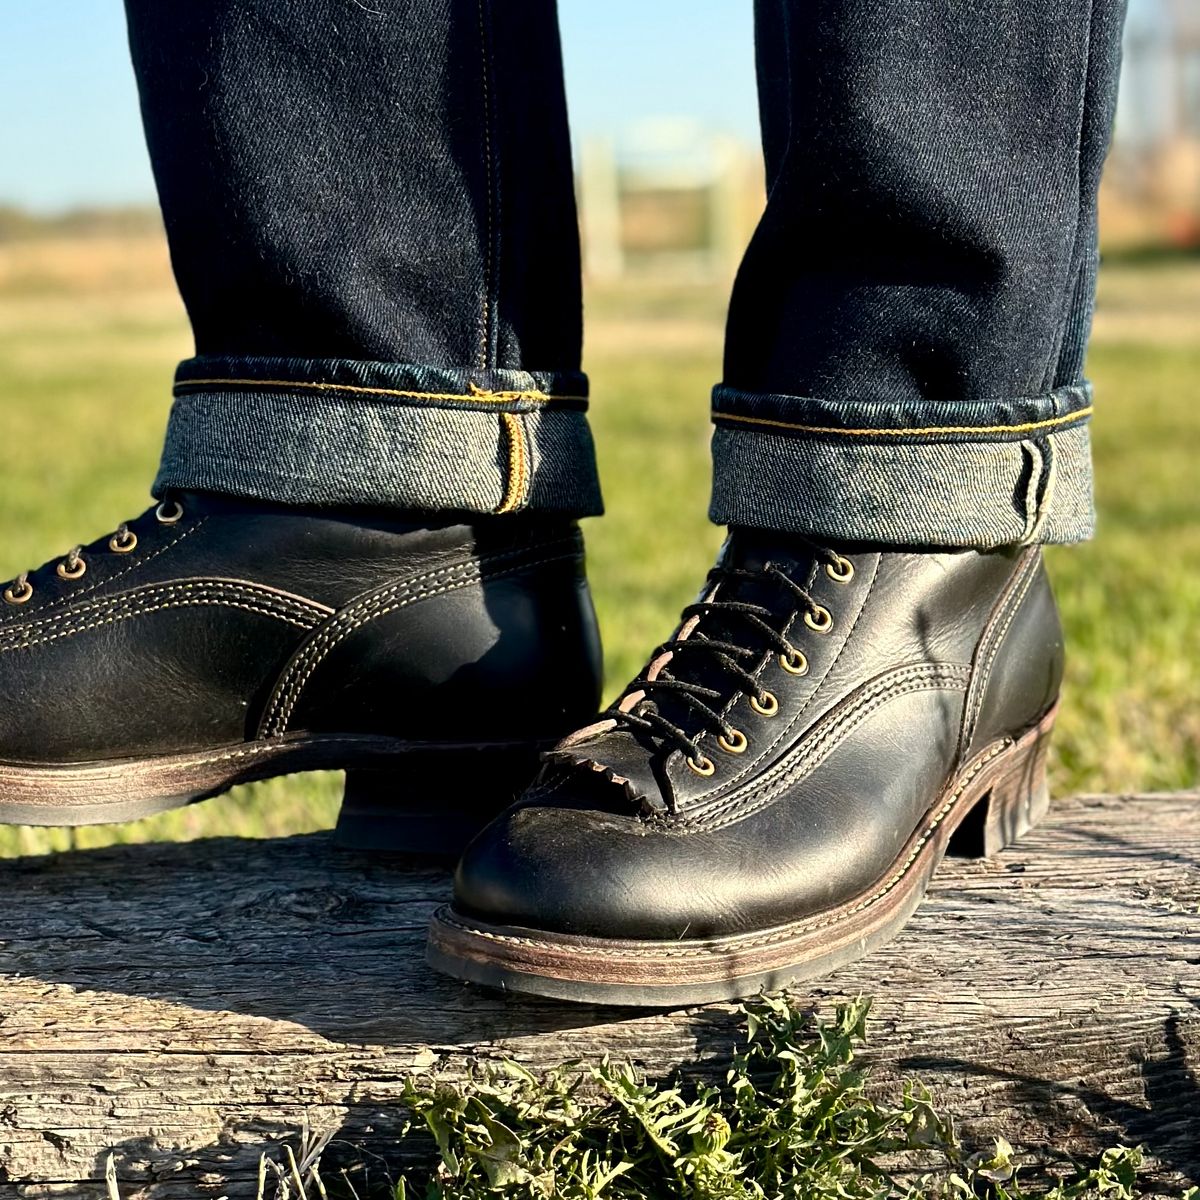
[426,705,1057,1006]
[0,736,545,857]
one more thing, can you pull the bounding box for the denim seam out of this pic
[494,413,531,514]
[1017,440,1056,544]
[712,407,1092,440]
[157,389,603,515]
[1041,0,1097,393]
[476,0,498,368]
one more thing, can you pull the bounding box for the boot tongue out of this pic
[653,529,819,711]
[542,721,675,815]
[718,526,820,584]
[541,531,821,814]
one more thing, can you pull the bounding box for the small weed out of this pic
[106,997,1188,1200]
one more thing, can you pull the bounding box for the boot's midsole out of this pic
[0,734,545,827]
[426,705,1056,1006]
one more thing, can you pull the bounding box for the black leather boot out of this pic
[428,531,1062,1003]
[0,492,601,852]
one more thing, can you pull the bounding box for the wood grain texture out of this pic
[0,792,1194,1197]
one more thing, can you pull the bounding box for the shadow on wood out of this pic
[0,792,1194,1196]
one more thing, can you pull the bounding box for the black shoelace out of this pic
[610,541,845,764]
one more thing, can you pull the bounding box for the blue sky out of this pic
[0,1,758,211]
[0,1,1169,212]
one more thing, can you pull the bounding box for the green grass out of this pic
[0,266,1194,855]
[1044,343,1200,794]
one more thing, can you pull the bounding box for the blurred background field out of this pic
[0,0,1195,854]
[0,232,1195,857]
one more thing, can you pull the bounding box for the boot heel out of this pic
[949,706,1055,859]
[335,744,544,856]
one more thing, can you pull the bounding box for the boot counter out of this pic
[963,552,1064,761]
[266,544,602,744]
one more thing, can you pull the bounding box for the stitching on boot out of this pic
[0,517,210,628]
[436,730,1015,963]
[0,578,330,639]
[0,584,327,652]
[434,729,1012,964]
[684,555,883,805]
[264,551,574,737]
[957,549,1042,760]
[673,662,970,832]
[258,539,579,738]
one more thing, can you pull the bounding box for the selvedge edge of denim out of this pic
[175,356,590,415]
[710,381,1092,443]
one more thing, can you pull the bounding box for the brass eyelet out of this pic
[779,649,809,676]
[155,499,184,525]
[109,531,138,554]
[686,753,716,777]
[750,691,779,717]
[56,559,87,581]
[804,604,833,633]
[826,556,854,583]
[3,581,32,605]
[717,728,748,755]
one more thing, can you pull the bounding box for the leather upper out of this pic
[452,533,1064,940]
[0,492,601,762]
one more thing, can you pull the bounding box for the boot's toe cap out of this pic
[451,775,713,940]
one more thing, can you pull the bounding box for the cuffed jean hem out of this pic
[709,381,1095,548]
[154,356,604,516]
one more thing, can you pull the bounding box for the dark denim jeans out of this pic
[125,0,1126,546]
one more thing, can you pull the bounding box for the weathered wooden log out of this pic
[0,791,1194,1197]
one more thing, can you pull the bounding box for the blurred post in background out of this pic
[1107,0,1200,249]
[574,0,1200,281]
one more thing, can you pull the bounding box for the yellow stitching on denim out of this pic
[476,0,496,368]
[712,406,1093,438]
[174,377,586,405]
[494,413,529,515]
